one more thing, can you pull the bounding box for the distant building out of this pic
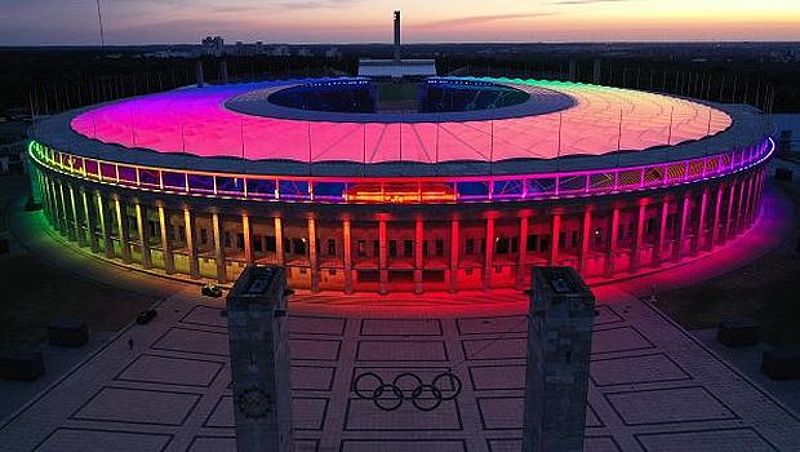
[202,36,224,57]
[325,47,342,59]
[255,41,265,55]
[297,47,313,57]
[268,45,291,57]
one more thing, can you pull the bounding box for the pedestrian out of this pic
[127,337,134,352]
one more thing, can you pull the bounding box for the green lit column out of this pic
[48,178,62,231]
[81,188,99,253]
[96,192,114,258]
[68,185,85,246]
[57,181,71,239]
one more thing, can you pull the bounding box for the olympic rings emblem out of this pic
[352,371,462,412]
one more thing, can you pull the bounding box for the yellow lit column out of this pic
[308,217,319,293]
[449,218,459,293]
[378,216,388,295]
[115,198,132,263]
[80,189,98,253]
[414,216,424,294]
[212,212,226,283]
[68,185,84,246]
[483,216,494,290]
[96,193,113,258]
[184,208,200,278]
[516,215,530,289]
[158,205,175,274]
[274,217,285,266]
[604,204,620,275]
[135,202,152,269]
[548,210,562,267]
[343,218,353,294]
[577,207,592,276]
[242,213,254,265]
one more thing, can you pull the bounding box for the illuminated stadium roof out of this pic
[67,77,733,164]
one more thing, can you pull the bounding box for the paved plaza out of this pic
[0,287,799,452]
[1,181,798,451]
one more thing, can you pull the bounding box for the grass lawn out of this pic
[653,177,800,346]
[0,253,159,349]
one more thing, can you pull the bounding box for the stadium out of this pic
[26,75,773,294]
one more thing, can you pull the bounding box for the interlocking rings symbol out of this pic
[352,371,462,412]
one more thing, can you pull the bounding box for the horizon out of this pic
[2,0,799,46]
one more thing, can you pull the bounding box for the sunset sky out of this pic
[2,0,799,45]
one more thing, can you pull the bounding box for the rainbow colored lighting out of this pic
[28,136,774,205]
[69,78,733,163]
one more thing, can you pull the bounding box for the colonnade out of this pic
[34,166,768,294]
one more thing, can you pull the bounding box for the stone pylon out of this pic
[227,265,294,452]
[523,266,596,452]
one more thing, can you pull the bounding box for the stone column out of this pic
[414,216,424,294]
[68,185,84,246]
[226,266,294,452]
[691,187,708,255]
[483,216,495,290]
[58,182,71,239]
[604,205,620,275]
[96,193,114,258]
[523,266,595,452]
[307,217,319,293]
[135,203,152,269]
[450,218,459,293]
[674,192,691,260]
[517,215,530,289]
[745,173,758,226]
[158,205,175,274]
[577,206,592,276]
[242,213,254,265]
[710,183,725,249]
[734,177,747,235]
[212,212,226,283]
[184,208,200,278]
[724,179,737,241]
[343,218,353,294]
[548,210,562,267]
[654,196,670,264]
[115,198,132,263]
[378,216,388,294]
[631,200,647,271]
[55,180,67,234]
[274,217,285,266]
[48,177,60,228]
[81,189,99,253]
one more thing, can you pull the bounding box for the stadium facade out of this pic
[27,76,773,294]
